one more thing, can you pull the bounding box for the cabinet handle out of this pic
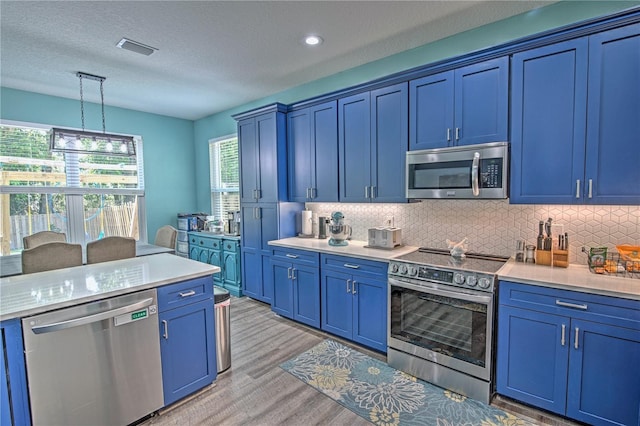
[306,188,310,199]
[179,290,196,298]
[286,254,299,259]
[343,263,360,269]
[561,324,566,346]
[574,327,580,349]
[365,186,369,198]
[588,179,593,199]
[253,189,257,200]
[287,267,292,279]
[576,180,581,198]
[292,268,297,280]
[162,320,169,339]
[311,187,317,199]
[555,300,587,310]
[455,127,460,141]
[352,281,357,295]
[446,128,451,142]
[257,189,262,199]
[370,186,376,199]
[346,279,351,293]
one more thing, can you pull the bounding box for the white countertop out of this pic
[0,253,220,321]
[268,237,419,262]
[498,259,640,300]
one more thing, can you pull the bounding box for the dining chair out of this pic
[23,231,67,249]
[21,242,83,274]
[86,236,136,264]
[154,225,177,251]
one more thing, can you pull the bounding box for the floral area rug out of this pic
[280,339,531,426]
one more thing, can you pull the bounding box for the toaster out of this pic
[367,227,402,249]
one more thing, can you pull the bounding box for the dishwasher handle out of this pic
[31,297,154,334]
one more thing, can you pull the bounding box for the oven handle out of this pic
[389,277,493,304]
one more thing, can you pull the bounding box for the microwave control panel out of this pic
[480,158,503,188]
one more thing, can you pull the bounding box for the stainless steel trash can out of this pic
[214,286,231,373]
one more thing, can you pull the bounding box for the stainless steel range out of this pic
[387,248,509,404]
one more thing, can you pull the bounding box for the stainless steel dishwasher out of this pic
[22,288,164,426]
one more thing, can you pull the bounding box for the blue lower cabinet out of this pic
[271,249,320,328]
[158,279,216,407]
[320,255,387,352]
[1,319,31,426]
[497,281,640,426]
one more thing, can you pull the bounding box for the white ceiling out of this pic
[1,1,553,121]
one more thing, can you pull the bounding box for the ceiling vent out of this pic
[117,38,157,56]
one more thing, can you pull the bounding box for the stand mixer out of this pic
[328,211,352,246]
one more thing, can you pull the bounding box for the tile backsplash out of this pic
[307,201,640,265]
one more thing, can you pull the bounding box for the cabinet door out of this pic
[292,263,321,329]
[159,299,216,406]
[0,320,31,426]
[585,23,640,204]
[496,305,569,415]
[321,270,353,339]
[222,244,239,285]
[287,108,312,202]
[198,247,209,264]
[510,38,588,204]
[352,276,387,352]
[409,71,454,150]
[241,248,262,300]
[454,57,508,146]
[371,83,408,203]
[208,249,222,284]
[310,101,339,202]
[256,112,281,203]
[238,117,258,203]
[339,92,371,202]
[189,244,200,261]
[271,259,294,319]
[566,319,640,426]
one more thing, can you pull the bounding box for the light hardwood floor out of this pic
[142,296,578,426]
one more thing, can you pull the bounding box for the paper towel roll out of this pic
[301,210,313,235]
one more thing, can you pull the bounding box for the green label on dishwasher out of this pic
[131,310,147,320]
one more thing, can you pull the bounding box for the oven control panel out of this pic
[388,261,495,292]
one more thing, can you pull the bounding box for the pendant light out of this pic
[50,72,135,157]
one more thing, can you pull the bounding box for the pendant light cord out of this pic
[79,74,85,131]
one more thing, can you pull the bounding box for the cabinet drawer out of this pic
[321,254,387,278]
[272,247,319,266]
[177,230,188,242]
[499,281,640,328]
[223,240,240,252]
[158,276,214,312]
[189,234,222,250]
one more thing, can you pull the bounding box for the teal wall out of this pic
[0,87,195,240]
[193,0,639,212]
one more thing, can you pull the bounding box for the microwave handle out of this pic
[471,152,480,196]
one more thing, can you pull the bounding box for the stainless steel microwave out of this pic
[406,142,509,199]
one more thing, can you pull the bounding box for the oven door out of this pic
[388,276,494,380]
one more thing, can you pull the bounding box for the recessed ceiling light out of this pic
[304,35,323,46]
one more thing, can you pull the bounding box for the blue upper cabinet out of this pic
[287,101,339,202]
[511,22,640,205]
[585,23,640,204]
[410,57,508,150]
[510,38,588,204]
[237,104,288,203]
[339,82,408,203]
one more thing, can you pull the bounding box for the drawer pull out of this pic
[561,324,566,346]
[555,300,587,310]
[179,290,196,298]
[343,263,360,269]
[286,254,299,259]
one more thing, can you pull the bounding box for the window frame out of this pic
[209,134,239,220]
[0,119,147,254]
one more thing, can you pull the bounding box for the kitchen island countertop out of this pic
[498,259,640,301]
[0,253,219,321]
[268,237,418,262]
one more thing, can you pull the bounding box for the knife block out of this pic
[536,250,552,266]
[553,249,569,268]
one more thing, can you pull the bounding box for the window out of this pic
[209,135,239,220]
[0,122,146,256]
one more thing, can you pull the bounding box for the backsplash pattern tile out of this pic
[307,201,639,265]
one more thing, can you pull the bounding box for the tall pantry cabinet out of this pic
[233,104,303,304]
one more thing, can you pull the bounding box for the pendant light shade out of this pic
[49,72,135,157]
